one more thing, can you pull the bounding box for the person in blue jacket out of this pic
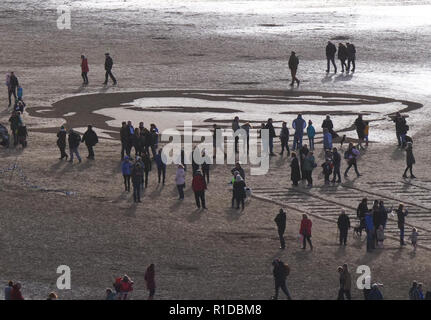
[121,156,133,192]
[306,120,315,151]
[365,210,375,252]
[154,149,166,185]
[323,127,333,150]
[292,114,306,151]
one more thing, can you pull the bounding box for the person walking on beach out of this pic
[288,51,300,87]
[290,152,301,186]
[403,142,416,178]
[8,110,20,146]
[275,208,287,249]
[271,259,292,300]
[354,115,365,149]
[192,170,207,209]
[326,41,337,73]
[337,264,352,300]
[81,55,89,85]
[332,147,342,183]
[121,156,132,192]
[175,164,186,200]
[142,151,152,188]
[307,120,315,151]
[56,126,68,160]
[7,72,19,107]
[201,149,211,183]
[103,53,117,85]
[154,149,166,184]
[300,214,313,250]
[346,42,356,72]
[81,125,98,160]
[344,143,361,177]
[338,43,348,72]
[396,203,408,246]
[68,129,82,163]
[279,121,290,156]
[337,209,351,246]
[303,151,316,188]
[120,122,131,160]
[265,118,277,156]
[299,144,309,180]
[292,114,306,150]
[144,264,156,300]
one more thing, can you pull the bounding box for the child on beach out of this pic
[307,120,315,151]
[364,121,369,146]
[376,225,385,248]
[409,227,419,251]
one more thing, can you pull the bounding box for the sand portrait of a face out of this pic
[1,0,431,306]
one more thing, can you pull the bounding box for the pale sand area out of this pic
[1,0,431,299]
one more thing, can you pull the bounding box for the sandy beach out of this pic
[1,0,431,300]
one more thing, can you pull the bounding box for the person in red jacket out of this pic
[81,55,89,85]
[300,214,313,250]
[10,282,24,300]
[144,264,156,300]
[119,275,133,300]
[192,170,207,209]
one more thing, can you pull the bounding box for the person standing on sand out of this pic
[7,72,19,107]
[393,112,407,147]
[10,282,24,300]
[279,121,290,156]
[81,124,98,160]
[337,209,351,246]
[299,144,309,180]
[365,210,375,252]
[120,122,131,160]
[192,170,207,209]
[292,114,306,150]
[300,214,313,250]
[142,151,152,188]
[326,41,337,73]
[232,116,240,153]
[409,281,421,300]
[288,51,300,87]
[271,259,292,300]
[175,164,186,200]
[131,160,144,203]
[274,208,287,249]
[241,122,251,154]
[80,55,89,85]
[154,149,166,185]
[290,152,301,186]
[331,147,342,183]
[346,42,356,72]
[354,115,365,150]
[337,264,352,300]
[403,142,416,178]
[56,126,68,160]
[409,227,419,251]
[103,53,117,85]
[121,156,132,192]
[307,120,315,151]
[338,43,348,72]
[265,118,277,156]
[68,129,82,163]
[396,203,408,246]
[233,174,246,210]
[4,281,13,300]
[144,264,156,300]
[303,151,316,188]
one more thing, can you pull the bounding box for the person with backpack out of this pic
[81,125,98,160]
[271,259,292,300]
[121,156,132,192]
[274,208,287,249]
[154,149,166,184]
[81,55,89,85]
[292,114,306,150]
[288,51,300,87]
[346,42,356,73]
[300,214,313,250]
[144,264,156,300]
[325,41,337,73]
[307,120,315,151]
[344,143,361,177]
[337,209,351,246]
[131,160,144,203]
[290,152,301,186]
[192,170,207,209]
[338,43,348,72]
[396,203,408,246]
[68,129,82,163]
[303,151,317,188]
[103,53,117,85]
[403,142,416,178]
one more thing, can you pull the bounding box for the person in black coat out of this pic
[393,112,407,147]
[81,125,99,160]
[356,198,368,236]
[201,149,210,184]
[346,42,356,72]
[396,203,408,245]
[142,151,152,188]
[265,118,277,156]
[279,121,290,156]
[231,162,245,180]
[299,144,309,180]
[16,123,28,148]
[8,72,19,107]
[233,174,246,210]
[290,152,301,186]
[68,129,82,163]
[288,51,300,87]
[337,209,351,245]
[57,126,68,160]
[338,43,348,72]
[354,115,365,149]
[272,259,292,300]
[403,142,416,178]
[103,53,117,85]
[326,41,337,73]
[120,122,131,160]
[332,147,342,183]
[274,209,287,249]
